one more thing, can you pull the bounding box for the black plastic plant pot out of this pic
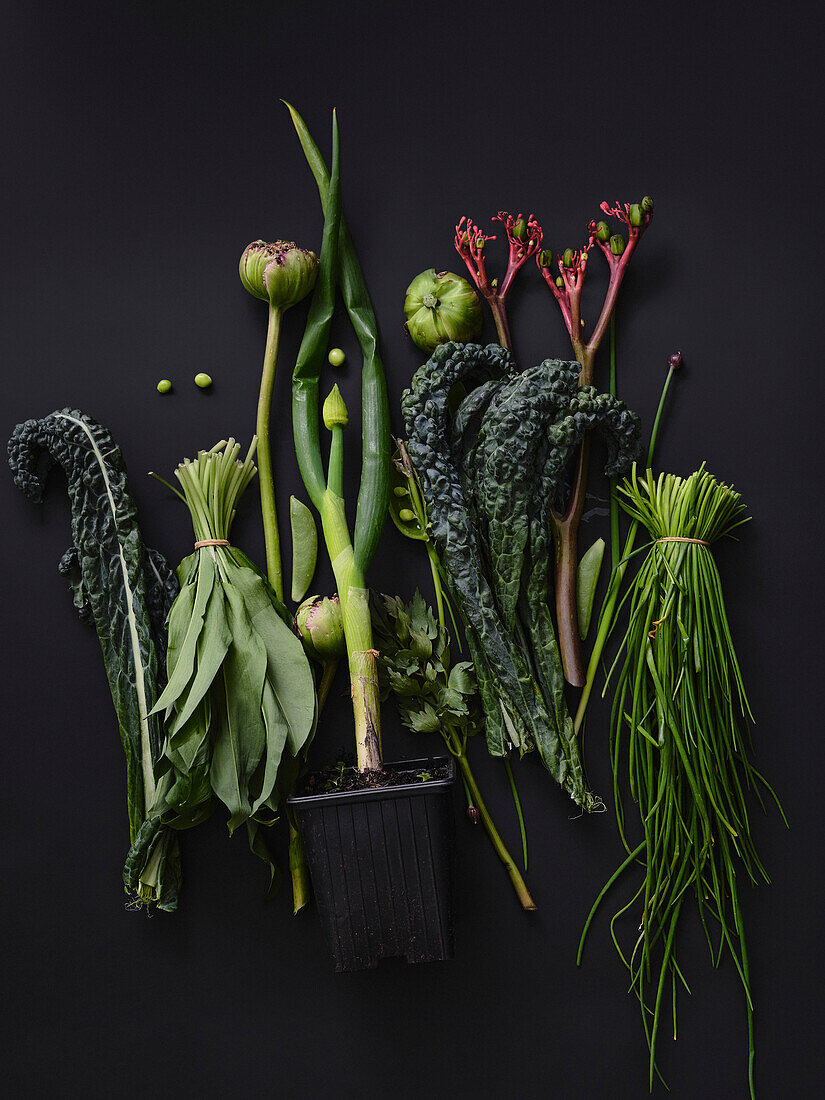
[287,756,456,972]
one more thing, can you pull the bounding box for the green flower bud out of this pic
[629,204,644,227]
[404,268,483,353]
[538,249,553,269]
[562,248,574,268]
[513,217,528,241]
[642,196,654,213]
[239,240,318,310]
[610,234,626,256]
[295,595,346,663]
[322,383,348,429]
[595,221,610,243]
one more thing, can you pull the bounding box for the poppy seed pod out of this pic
[239,240,318,310]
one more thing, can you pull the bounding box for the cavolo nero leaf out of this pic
[402,344,641,810]
[8,408,181,910]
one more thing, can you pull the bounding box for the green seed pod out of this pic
[538,249,553,269]
[610,234,626,256]
[404,268,483,353]
[594,221,610,243]
[642,195,654,213]
[322,383,348,429]
[562,248,574,268]
[629,204,644,227]
[295,595,346,663]
[555,276,564,288]
[239,239,318,310]
[513,217,528,241]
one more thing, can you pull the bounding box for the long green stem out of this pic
[574,363,678,735]
[256,304,285,601]
[453,738,536,911]
[609,316,620,570]
[503,757,528,870]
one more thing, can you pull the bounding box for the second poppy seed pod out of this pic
[295,595,346,663]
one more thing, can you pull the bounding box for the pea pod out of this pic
[389,444,428,541]
[577,536,605,639]
[290,496,318,603]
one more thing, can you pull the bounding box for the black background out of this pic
[2,1,823,1096]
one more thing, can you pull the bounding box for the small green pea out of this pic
[399,508,416,522]
[393,486,409,497]
[328,347,345,367]
[194,372,212,389]
[156,379,172,394]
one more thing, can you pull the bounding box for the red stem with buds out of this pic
[455,212,542,354]
[538,200,652,684]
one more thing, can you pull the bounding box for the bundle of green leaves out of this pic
[124,440,317,899]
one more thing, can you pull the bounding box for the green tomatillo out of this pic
[404,268,482,353]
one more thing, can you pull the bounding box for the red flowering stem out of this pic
[549,336,594,685]
[552,430,591,686]
[456,213,542,355]
[486,292,513,350]
[587,237,639,359]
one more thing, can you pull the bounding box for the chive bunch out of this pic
[579,465,784,1097]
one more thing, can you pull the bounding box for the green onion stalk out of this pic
[577,465,785,1097]
[287,105,390,772]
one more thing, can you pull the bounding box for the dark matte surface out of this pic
[1,1,822,1096]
